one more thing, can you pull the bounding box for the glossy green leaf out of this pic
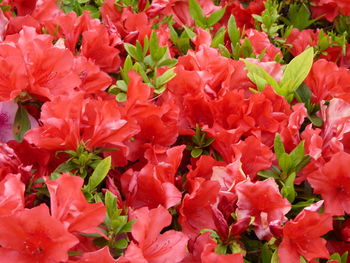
[243,59,280,92]
[124,43,142,61]
[211,27,226,48]
[280,47,314,94]
[86,156,111,192]
[228,15,241,45]
[189,0,207,28]
[156,68,176,87]
[274,134,285,160]
[207,7,226,27]
[278,153,292,174]
[290,141,305,165]
[191,148,203,158]
[105,190,117,219]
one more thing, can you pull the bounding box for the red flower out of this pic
[0,173,24,216]
[278,208,332,262]
[311,0,350,20]
[235,178,291,240]
[46,174,106,233]
[308,151,350,216]
[121,147,183,209]
[305,59,350,103]
[0,142,32,182]
[245,29,282,61]
[0,204,78,263]
[81,24,121,73]
[178,178,220,241]
[286,28,318,56]
[12,0,37,16]
[232,136,274,180]
[69,247,117,263]
[120,206,188,263]
[25,94,139,153]
[182,232,244,263]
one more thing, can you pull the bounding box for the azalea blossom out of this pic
[0,204,78,263]
[278,207,333,262]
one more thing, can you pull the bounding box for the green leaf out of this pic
[295,83,311,104]
[116,92,127,102]
[287,3,318,30]
[211,27,226,48]
[243,59,280,92]
[183,26,196,39]
[218,44,231,58]
[278,153,292,174]
[280,47,314,95]
[123,55,133,73]
[133,62,150,83]
[119,219,135,233]
[274,134,285,160]
[86,156,111,192]
[261,243,273,263]
[292,199,315,209]
[135,41,144,61]
[13,105,31,142]
[158,58,178,67]
[308,114,323,127]
[0,5,11,12]
[228,15,241,45]
[290,141,305,166]
[341,251,349,263]
[105,190,117,219]
[189,0,207,28]
[114,238,129,249]
[150,31,159,60]
[54,161,77,174]
[270,249,279,263]
[200,229,220,239]
[215,244,227,254]
[143,35,149,56]
[258,169,281,180]
[116,80,128,92]
[207,7,226,27]
[191,148,203,158]
[156,68,176,87]
[282,172,296,202]
[50,172,62,180]
[124,43,142,61]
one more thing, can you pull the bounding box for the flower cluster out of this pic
[0,0,350,262]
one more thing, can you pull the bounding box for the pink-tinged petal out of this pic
[118,243,148,263]
[278,237,300,263]
[70,247,117,263]
[0,10,8,41]
[127,206,188,263]
[193,28,212,49]
[0,173,25,216]
[130,206,171,245]
[143,230,188,263]
[0,101,37,143]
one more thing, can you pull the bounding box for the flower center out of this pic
[23,238,44,256]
